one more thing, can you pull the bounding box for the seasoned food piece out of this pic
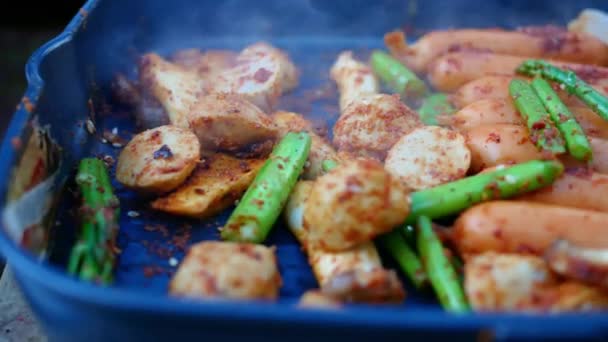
[285,181,406,304]
[304,159,410,252]
[450,75,583,109]
[209,42,298,112]
[385,126,470,190]
[453,201,608,256]
[384,27,608,73]
[508,79,566,155]
[444,98,608,139]
[465,124,544,173]
[429,51,608,92]
[187,92,277,154]
[331,51,380,112]
[451,76,523,109]
[546,240,608,289]
[116,125,200,194]
[417,216,469,312]
[297,290,342,309]
[465,252,608,312]
[169,241,281,300]
[139,53,204,128]
[333,94,422,160]
[561,136,608,174]
[428,52,526,92]
[68,158,119,284]
[272,111,340,180]
[518,172,608,212]
[151,154,264,218]
[518,60,608,122]
[406,160,563,224]
[369,50,428,100]
[569,9,608,45]
[171,49,237,79]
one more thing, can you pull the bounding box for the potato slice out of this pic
[169,241,282,300]
[151,154,264,218]
[333,94,422,160]
[272,111,339,179]
[139,53,204,128]
[385,126,470,190]
[465,252,608,312]
[304,159,410,252]
[187,93,278,154]
[330,51,379,112]
[116,125,200,194]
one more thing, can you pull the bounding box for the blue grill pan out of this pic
[2,0,608,341]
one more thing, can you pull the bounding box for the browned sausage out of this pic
[384,27,608,73]
[445,98,608,139]
[453,201,608,256]
[428,51,608,92]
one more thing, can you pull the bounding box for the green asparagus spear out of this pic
[221,132,311,243]
[531,77,593,161]
[321,159,338,173]
[509,79,566,154]
[370,50,428,100]
[517,59,608,122]
[378,231,428,289]
[417,93,455,125]
[417,216,469,312]
[68,157,120,284]
[405,159,563,224]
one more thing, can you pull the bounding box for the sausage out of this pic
[561,136,608,174]
[450,76,581,109]
[446,98,608,139]
[384,27,608,73]
[518,171,608,212]
[428,51,608,92]
[465,124,544,172]
[453,201,608,256]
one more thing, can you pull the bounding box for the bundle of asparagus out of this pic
[68,157,120,284]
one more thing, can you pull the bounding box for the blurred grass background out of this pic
[0,1,84,140]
